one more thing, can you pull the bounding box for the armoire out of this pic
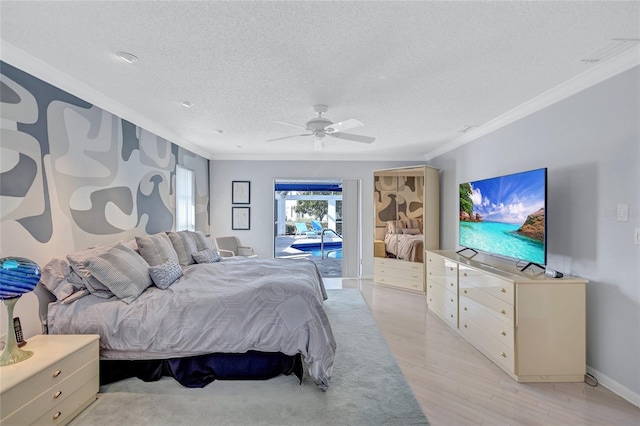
[373,165,439,293]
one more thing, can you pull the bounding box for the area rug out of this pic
[70,289,429,425]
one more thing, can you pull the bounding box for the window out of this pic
[175,165,195,231]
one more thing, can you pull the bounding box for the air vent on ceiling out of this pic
[581,39,640,64]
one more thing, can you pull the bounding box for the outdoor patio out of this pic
[275,235,342,278]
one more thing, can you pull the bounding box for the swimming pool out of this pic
[289,241,342,258]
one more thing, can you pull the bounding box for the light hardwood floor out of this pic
[327,278,640,426]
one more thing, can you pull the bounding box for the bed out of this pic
[384,219,424,263]
[40,231,336,391]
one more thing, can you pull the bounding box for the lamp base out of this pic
[0,297,33,366]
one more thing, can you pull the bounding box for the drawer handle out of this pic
[500,309,506,315]
[463,323,468,328]
[449,282,454,287]
[464,307,467,311]
[53,412,62,420]
[52,370,62,378]
[464,272,468,277]
[501,288,506,293]
[501,331,507,336]
[429,298,432,302]
[53,390,62,399]
[450,314,454,318]
[463,290,468,294]
[501,352,507,358]
[449,267,453,271]
[450,298,454,303]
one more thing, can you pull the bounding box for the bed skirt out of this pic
[100,351,304,388]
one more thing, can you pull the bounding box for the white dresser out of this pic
[0,334,99,425]
[426,250,587,383]
[425,254,458,328]
[374,257,425,292]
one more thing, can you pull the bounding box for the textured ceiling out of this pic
[1,1,639,161]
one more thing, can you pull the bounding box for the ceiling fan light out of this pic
[314,139,324,151]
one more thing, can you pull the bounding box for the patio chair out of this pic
[310,220,324,232]
[295,222,318,237]
[214,236,257,258]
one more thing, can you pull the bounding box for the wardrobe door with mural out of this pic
[373,166,439,293]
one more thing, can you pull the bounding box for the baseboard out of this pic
[586,366,640,408]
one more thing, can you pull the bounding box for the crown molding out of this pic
[0,40,212,160]
[424,46,640,161]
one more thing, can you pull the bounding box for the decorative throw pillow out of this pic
[84,243,152,304]
[135,233,180,267]
[149,259,183,289]
[402,228,421,235]
[188,230,212,251]
[167,231,198,266]
[192,248,222,264]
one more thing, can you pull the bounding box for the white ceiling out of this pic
[1,1,639,161]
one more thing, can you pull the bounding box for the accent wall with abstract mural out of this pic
[0,61,210,267]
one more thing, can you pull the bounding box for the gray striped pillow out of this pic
[188,231,212,251]
[136,233,179,267]
[84,244,152,304]
[167,231,198,266]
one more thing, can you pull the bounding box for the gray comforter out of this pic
[48,258,336,389]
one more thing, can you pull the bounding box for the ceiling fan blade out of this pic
[324,119,363,134]
[266,133,313,142]
[328,132,376,144]
[274,121,307,130]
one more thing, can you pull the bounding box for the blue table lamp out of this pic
[0,257,41,366]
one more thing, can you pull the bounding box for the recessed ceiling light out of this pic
[115,51,138,64]
[181,101,193,108]
[215,129,224,134]
[581,39,640,64]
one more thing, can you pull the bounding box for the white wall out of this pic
[429,66,640,404]
[209,160,418,276]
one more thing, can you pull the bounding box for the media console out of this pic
[426,250,587,383]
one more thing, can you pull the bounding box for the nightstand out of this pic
[374,240,386,258]
[0,334,99,425]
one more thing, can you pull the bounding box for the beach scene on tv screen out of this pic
[459,169,546,264]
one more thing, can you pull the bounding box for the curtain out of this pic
[176,166,195,231]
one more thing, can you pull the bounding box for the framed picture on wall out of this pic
[232,206,250,230]
[232,181,251,204]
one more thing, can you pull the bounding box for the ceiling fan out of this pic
[267,105,375,150]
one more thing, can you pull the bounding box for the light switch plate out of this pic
[617,204,629,222]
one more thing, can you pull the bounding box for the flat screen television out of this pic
[458,168,547,271]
